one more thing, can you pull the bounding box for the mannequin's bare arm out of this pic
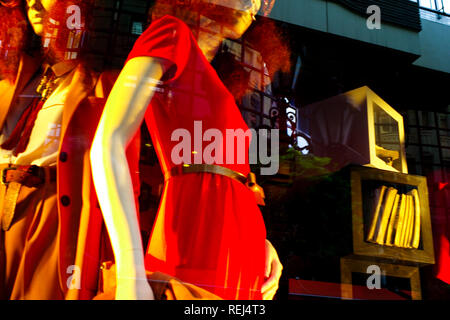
[90,56,168,300]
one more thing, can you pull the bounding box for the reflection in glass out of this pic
[440,131,450,147]
[438,113,450,129]
[407,110,417,125]
[420,128,439,146]
[373,103,401,171]
[418,111,436,127]
[407,127,419,144]
[442,148,450,162]
[244,45,262,70]
[408,162,423,176]
[224,40,242,60]
[406,145,421,160]
[422,146,441,165]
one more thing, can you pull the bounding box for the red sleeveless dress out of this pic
[126,15,266,300]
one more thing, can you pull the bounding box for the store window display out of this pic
[91,0,284,300]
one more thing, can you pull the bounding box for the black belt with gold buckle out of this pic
[167,164,265,206]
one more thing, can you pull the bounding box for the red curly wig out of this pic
[0,0,28,82]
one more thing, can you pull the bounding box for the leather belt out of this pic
[167,164,265,206]
[1,165,56,187]
[0,165,57,231]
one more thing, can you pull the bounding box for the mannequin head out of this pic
[0,0,28,81]
[207,0,262,39]
[151,0,275,39]
[36,0,92,63]
[150,0,289,80]
[25,0,57,36]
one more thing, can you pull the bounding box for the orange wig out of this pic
[0,0,28,82]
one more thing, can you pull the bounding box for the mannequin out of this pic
[91,0,282,300]
[0,0,129,299]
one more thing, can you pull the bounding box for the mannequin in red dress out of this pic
[91,0,282,300]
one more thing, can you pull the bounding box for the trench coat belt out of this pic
[0,164,57,231]
[166,164,266,206]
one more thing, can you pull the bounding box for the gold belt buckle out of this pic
[245,172,266,206]
[1,167,16,185]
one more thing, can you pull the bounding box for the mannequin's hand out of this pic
[115,278,155,300]
[261,239,283,300]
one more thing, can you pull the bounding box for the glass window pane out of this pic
[406,110,417,126]
[223,40,242,60]
[263,75,272,94]
[407,161,423,176]
[91,9,114,29]
[118,13,132,32]
[262,96,274,117]
[95,0,115,9]
[131,22,144,35]
[406,145,421,161]
[442,148,450,163]
[440,131,450,147]
[422,146,441,164]
[419,0,438,10]
[244,46,262,70]
[249,70,262,91]
[407,127,419,144]
[437,113,450,129]
[420,128,439,145]
[418,111,436,127]
[122,0,149,13]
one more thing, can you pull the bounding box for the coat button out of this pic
[60,152,68,162]
[60,195,71,207]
